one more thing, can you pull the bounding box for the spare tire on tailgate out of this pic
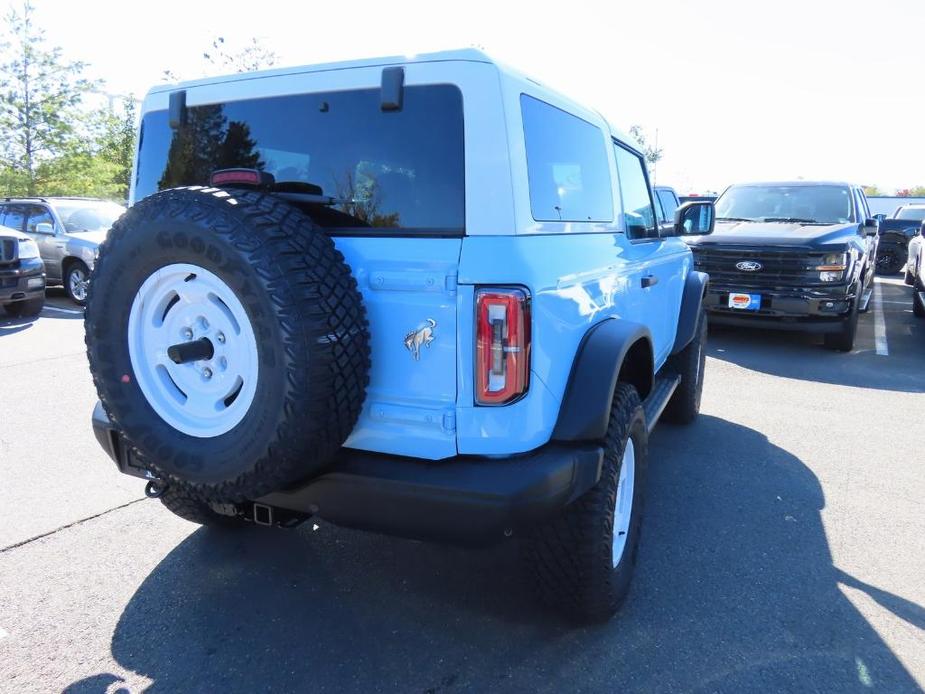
[85,187,370,501]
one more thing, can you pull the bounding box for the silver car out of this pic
[0,197,126,304]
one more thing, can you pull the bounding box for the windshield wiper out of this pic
[716,216,754,222]
[762,217,818,224]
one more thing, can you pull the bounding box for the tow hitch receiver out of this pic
[249,502,309,528]
[253,503,274,526]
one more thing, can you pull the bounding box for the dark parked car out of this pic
[873,203,925,276]
[685,181,878,351]
[0,225,45,317]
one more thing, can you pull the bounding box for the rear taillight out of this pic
[476,288,530,406]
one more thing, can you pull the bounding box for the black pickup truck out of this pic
[685,181,878,351]
[873,203,925,275]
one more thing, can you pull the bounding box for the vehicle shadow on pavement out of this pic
[68,416,922,693]
[706,280,925,394]
[0,316,35,336]
[707,322,925,394]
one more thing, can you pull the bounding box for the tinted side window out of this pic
[1,204,27,232]
[613,144,656,239]
[26,205,54,233]
[657,189,679,223]
[521,95,612,223]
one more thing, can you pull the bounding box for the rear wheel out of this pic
[525,383,648,623]
[662,308,706,424]
[65,260,90,305]
[3,296,44,317]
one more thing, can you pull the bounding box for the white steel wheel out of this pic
[612,438,636,567]
[127,263,259,438]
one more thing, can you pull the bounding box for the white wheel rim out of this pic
[612,438,636,567]
[127,263,259,438]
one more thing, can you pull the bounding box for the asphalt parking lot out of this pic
[1,279,923,693]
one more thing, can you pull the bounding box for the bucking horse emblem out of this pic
[404,318,436,361]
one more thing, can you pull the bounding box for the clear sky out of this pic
[16,0,925,194]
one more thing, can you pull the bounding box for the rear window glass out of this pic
[135,85,465,234]
[521,95,612,223]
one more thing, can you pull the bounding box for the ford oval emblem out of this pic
[736,261,763,272]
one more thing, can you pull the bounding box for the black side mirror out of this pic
[864,218,879,236]
[674,201,715,236]
[873,213,887,224]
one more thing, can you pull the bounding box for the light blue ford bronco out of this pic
[87,50,714,622]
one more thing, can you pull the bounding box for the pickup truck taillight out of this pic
[475,288,530,406]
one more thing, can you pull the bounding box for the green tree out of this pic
[863,184,882,197]
[165,36,279,82]
[628,125,663,167]
[0,2,97,195]
[95,96,137,198]
[204,36,279,74]
[30,97,136,200]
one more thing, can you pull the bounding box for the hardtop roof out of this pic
[147,48,634,147]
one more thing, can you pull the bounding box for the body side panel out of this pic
[456,233,684,455]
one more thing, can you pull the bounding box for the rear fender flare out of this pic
[552,319,653,443]
[671,271,709,354]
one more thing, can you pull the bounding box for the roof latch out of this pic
[168,90,187,129]
[380,67,404,112]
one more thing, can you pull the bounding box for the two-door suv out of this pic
[686,181,879,351]
[86,50,714,621]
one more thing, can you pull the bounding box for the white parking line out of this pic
[42,305,83,316]
[873,281,888,356]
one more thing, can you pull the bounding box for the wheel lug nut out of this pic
[203,367,213,379]
[183,327,193,340]
[199,317,209,330]
[217,332,225,344]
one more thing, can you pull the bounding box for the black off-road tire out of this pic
[662,308,707,424]
[3,296,44,317]
[824,292,859,352]
[913,290,925,318]
[875,244,905,276]
[159,486,247,528]
[524,383,648,623]
[85,187,370,501]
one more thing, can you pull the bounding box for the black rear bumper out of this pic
[0,257,44,303]
[91,402,603,544]
[704,283,855,332]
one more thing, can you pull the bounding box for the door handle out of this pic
[641,275,658,288]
